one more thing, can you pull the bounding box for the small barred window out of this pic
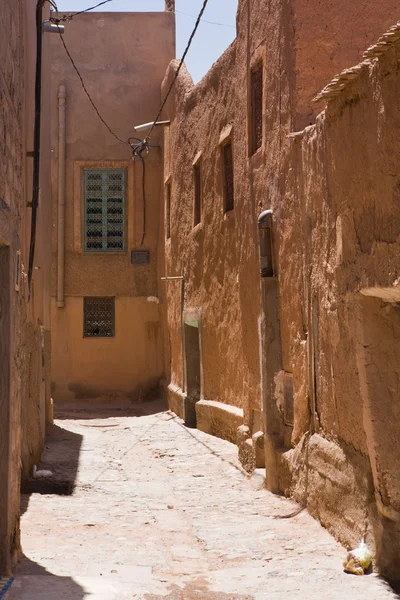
[223,141,234,212]
[84,297,115,338]
[250,64,263,154]
[84,169,126,252]
[193,162,201,226]
[166,182,171,239]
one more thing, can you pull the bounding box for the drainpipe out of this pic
[28,1,64,296]
[56,84,66,308]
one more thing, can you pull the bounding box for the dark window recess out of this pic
[84,169,125,252]
[251,64,263,154]
[166,182,171,239]
[193,163,201,226]
[284,372,294,426]
[259,225,274,277]
[84,297,115,337]
[223,141,234,212]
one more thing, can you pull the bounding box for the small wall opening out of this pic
[250,63,263,155]
[193,162,201,227]
[222,140,234,213]
[165,181,171,240]
[258,210,274,277]
[184,321,201,428]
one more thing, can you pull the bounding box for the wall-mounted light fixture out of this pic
[43,22,64,33]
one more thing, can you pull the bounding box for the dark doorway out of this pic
[184,321,201,428]
[0,245,11,574]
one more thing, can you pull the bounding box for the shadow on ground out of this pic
[20,423,83,504]
[6,556,85,599]
[54,398,167,421]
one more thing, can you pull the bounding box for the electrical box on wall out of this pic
[131,250,150,265]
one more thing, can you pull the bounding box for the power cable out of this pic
[175,9,235,29]
[51,0,114,22]
[67,0,113,17]
[138,154,146,247]
[146,0,210,140]
[56,28,130,147]
[28,0,53,295]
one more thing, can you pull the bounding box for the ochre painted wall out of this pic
[50,12,175,402]
[51,296,163,402]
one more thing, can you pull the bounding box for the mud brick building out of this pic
[160,0,400,581]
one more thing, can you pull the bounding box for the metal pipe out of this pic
[28,0,47,295]
[161,276,184,280]
[56,84,66,308]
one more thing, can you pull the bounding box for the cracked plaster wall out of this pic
[161,0,400,581]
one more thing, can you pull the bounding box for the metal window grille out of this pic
[84,297,115,337]
[166,182,171,239]
[193,163,201,226]
[284,372,294,426]
[251,64,263,154]
[84,169,125,252]
[223,141,234,212]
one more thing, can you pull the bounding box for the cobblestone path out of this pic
[6,401,399,599]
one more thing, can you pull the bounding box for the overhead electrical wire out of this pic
[66,0,113,18]
[145,0,211,140]
[56,28,130,146]
[48,0,212,253]
[175,9,235,29]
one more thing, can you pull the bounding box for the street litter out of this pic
[32,465,53,479]
[343,539,372,575]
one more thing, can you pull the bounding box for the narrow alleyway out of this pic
[7,401,399,600]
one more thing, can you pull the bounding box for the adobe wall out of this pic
[161,0,399,425]
[20,0,53,482]
[161,0,400,581]
[0,0,52,574]
[281,39,400,580]
[292,0,400,129]
[50,12,175,402]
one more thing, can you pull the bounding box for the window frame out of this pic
[83,296,115,338]
[193,159,202,228]
[83,168,127,254]
[165,179,171,240]
[222,139,234,213]
[250,62,263,156]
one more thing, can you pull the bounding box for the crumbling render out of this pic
[313,22,400,104]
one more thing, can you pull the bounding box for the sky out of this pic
[55,0,238,83]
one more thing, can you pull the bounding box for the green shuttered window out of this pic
[84,169,126,252]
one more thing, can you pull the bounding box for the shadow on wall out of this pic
[6,556,86,599]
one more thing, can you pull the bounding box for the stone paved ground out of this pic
[6,401,400,599]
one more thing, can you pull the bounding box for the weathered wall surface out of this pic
[162,0,400,582]
[292,0,400,129]
[282,41,400,579]
[20,0,53,482]
[0,0,52,574]
[50,12,175,402]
